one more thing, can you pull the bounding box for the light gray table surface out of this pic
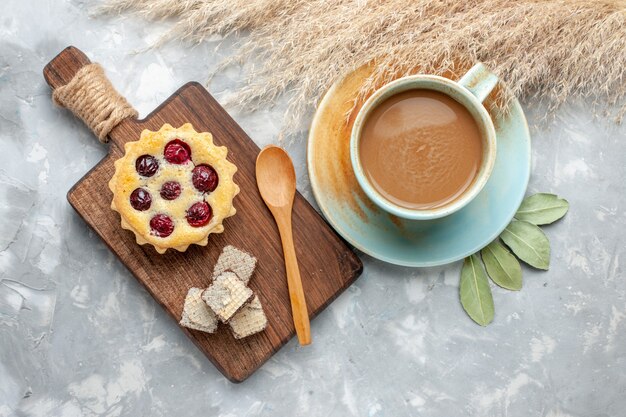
[1,1,625,416]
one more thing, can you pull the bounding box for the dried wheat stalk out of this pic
[100,0,626,131]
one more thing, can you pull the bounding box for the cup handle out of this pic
[458,62,498,103]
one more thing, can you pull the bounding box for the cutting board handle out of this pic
[43,46,137,143]
[43,46,92,89]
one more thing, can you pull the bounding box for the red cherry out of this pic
[192,164,219,192]
[135,155,159,177]
[160,181,182,200]
[129,188,152,211]
[150,214,174,237]
[186,202,212,227]
[164,139,191,164]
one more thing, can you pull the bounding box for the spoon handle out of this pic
[276,215,311,345]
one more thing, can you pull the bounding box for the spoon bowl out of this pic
[256,145,296,209]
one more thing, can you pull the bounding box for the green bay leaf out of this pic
[460,254,494,326]
[514,193,569,225]
[481,240,522,290]
[500,220,550,270]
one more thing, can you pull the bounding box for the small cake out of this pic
[202,272,254,322]
[229,296,268,339]
[213,245,257,285]
[180,287,218,333]
[109,123,239,253]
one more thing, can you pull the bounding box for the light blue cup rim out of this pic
[350,63,499,220]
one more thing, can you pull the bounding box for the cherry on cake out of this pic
[109,123,239,253]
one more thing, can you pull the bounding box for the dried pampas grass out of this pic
[100,0,626,131]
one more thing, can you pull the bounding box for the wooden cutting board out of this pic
[44,46,362,382]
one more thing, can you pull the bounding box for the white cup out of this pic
[350,62,499,220]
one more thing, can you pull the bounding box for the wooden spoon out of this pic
[256,145,311,345]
